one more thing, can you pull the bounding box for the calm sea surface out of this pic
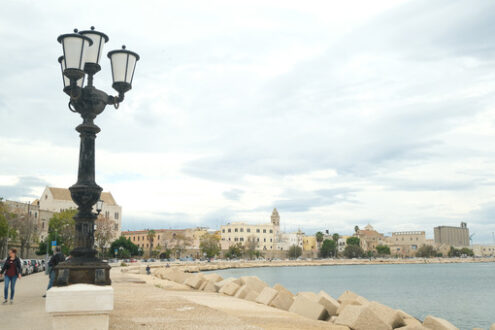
[214,262,495,330]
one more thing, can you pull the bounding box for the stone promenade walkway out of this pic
[2,272,51,330]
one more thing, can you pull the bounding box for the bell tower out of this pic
[271,208,280,227]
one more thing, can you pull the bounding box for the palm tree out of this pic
[315,231,324,250]
[147,229,156,258]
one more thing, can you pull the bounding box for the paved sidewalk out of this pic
[2,272,51,330]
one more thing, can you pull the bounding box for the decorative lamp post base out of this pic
[55,261,111,286]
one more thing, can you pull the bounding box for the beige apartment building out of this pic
[472,244,495,257]
[385,231,427,257]
[39,187,122,240]
[356,224,386,251]
[434,222,469,247]
[220,209,280,251]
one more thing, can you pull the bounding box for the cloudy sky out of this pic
[1,0,495,243]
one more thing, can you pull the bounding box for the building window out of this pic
[269,229,272,233]
[256,229,260,233]
[234,238,238,241]
[263,229,266,233]
[247,228,251,233]
[35,212,38,218]
[240,228,244,232]
[222,229,225,233]
[240,237,244,241]
[105,211,110,219]
[158,235,160,240]
[41,221,45,229]
[270,238,272,242]
[228,238,231,241]
[257,238,260,242]
[264,238,266,242]
[235,228,238,232]
[115,212,119,219]
[228,229,231,233]
[114,224,118,230]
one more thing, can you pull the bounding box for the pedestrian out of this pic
[146,265,151,275]
[43,246,65,298]
[1,248,22,304]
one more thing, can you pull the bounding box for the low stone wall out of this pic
[147,267,490,330]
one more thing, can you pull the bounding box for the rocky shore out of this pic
[120,261,495,330]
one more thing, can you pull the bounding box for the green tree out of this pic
[346,237,360,246]
[224,243,243,259]
[288,245,302,259]
[344,244,364,258]
[459,247,474,257]
[110,236,139,257]
[315,231,324,249]
[416,245,437,258]
[244,235,259,260]
[48,209,77,255]
[376,245,390,256]
[332,233,340,242]
[320,239,337,258]
[159,249,171,259]
[199,233,221,258]
[146,229,156,257]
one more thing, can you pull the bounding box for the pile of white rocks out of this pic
[153,268,493,330]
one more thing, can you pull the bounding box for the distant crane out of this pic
[469,233,475,244]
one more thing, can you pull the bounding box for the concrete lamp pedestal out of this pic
[46,284,113,330]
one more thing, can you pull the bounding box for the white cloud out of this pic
[1,0,495,243]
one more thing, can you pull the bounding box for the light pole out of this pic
[54,27,139,286]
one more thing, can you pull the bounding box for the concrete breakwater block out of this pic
[273,284,294,298]
[368,301,404,328]
[234,285,253,299]
[240,276,268,293]
[184,274,205,290]
[244,290,259,302]
[214,278,242,291]
[203,273,223,283]
[335,305,392,330]
[338,290,369,305]
[201,280,218,293]
[288,294,328,320]
[317,291,340,317]
[269,290,294,311]
[256,287,279,305]
[423,315,459,330]
[219,282,240,296]
[157,268,189,283]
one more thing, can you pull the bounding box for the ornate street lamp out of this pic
[54,27,139,286]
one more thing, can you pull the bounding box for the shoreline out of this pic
[120,256,495,274]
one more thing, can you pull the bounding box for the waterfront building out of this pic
[302,235,317,252]
[39,186,122,240]
[385,231,427,257]
[471,244,495,257]
[337,235,351,253]
[220,209,280,251]
[434,222,469,247]
[356,224,386,252]
[276,230,304,251]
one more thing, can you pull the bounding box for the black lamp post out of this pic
[54,27,139,286]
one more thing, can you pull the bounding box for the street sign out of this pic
[51,240,57,247]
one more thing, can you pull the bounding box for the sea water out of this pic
[215,262,495,329]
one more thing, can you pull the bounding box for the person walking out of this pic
[43,246,65,298]
[1,248,22,304]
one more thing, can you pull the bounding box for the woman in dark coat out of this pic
[0,248,22,304]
